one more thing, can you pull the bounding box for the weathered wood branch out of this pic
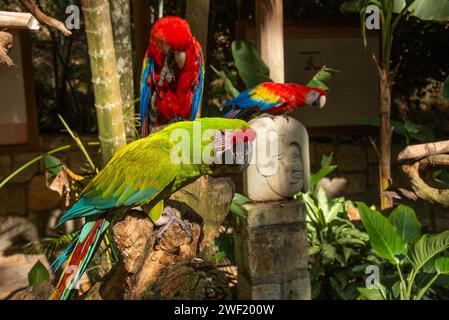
[398,140,449,161]
[0,11,39,30]
[399,141,449,207]
[0,31,15,67]
[401,161,449,207]
[18,0,71,36]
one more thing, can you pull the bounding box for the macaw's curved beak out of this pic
[175,51,187,69]
[310,93,327,109]
[318,95,327,109]
[211,129,256,176]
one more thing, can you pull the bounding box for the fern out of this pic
[23,232,80,257]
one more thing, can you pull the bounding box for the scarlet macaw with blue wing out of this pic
[223,82,328,119]
[140,16,205,137]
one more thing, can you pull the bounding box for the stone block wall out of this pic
[0,134,100,235]
[309,138,405,205]
[234,200,310,300]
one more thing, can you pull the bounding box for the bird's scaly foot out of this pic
[154,206,192,243]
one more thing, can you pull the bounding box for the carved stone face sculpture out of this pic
[244,115,310,202]
[266,142,303,197]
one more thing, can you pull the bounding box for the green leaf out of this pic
[357,202,407,265]
[231,40,272,88]
[307,67,340,91]
[28,260,50,285]
[210,65,241,98]
[230,193,251,218]
[388,205,421,244]
[322,243,337,265]
[409,231,449,271]
[435,256,449,275]
[357,286,386,300]
[44,155,64,178]
[321,153,334,168]
[404,121,421,134]
[24,232,80,257]
[316,187,330,218]
[443,75,449,100]
[310,166,338,190]
[359,115,380,127]
[394,0,449,21]
[326,199,345,223]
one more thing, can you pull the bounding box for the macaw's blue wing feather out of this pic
[223,84,282,113]
[191,42,205,120]
[140,55,155,135]
[55,187,158,228]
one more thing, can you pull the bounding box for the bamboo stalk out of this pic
[80,0,127,165]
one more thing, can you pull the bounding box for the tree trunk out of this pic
[80,0,127,165]
[185,0,210,52]
[109,0,136,140]
[379,67,393,210]
[84,177,235,300]
[185,0,210,118]
[255,0,284,83]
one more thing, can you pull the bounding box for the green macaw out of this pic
[49,118,255,300]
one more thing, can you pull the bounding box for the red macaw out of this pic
[140,16,205,137]
[223,82,328,119]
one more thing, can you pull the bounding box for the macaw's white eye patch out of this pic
[306,90,327,109]
[212,130,255,166]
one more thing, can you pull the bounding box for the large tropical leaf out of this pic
[409,231,449,271]
[210,65,240,98]
[357,202,407,265]
[435,256,449,275]
[388,205,421,244]
[395,0,449,21]
[231,40,272,88]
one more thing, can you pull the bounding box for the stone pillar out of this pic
[234,115,311,300]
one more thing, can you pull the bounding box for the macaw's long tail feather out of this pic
[49,218,110,300]
[224,108,241,119]
[142,114,150,138]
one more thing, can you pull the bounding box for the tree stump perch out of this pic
[86,176,235,300]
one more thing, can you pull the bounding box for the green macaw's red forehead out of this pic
[228,129,257,144]
[151,16,192,51]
